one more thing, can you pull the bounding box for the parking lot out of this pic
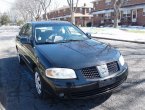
[0,31,145,110]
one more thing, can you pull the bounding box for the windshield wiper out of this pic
[37,40,83,44]
[63,39,82,43]
[37,42,55,44]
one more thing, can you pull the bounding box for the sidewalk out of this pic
[81,27,145,44]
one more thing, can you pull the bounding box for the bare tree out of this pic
[67,0,79,24]
[114,0,127,28]
[14,0,29,22]
[7,10,18,24]
[31,0,43,21]
[13,0,43,22]
[25,0,43,21]
[49,0,61,12]
[38,0,51,20]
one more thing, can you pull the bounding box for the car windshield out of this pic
[35,23,89,44]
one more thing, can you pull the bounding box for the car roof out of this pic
[28,20,71,26]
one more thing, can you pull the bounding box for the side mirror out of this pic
[20,37,31,44]
[19,26,22,30]
[86,33,92,39]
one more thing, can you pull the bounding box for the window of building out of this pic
[94,14,98,17]
[100,14,104,18]
[119,12,122,20]
[126,0,131,2]
[132,10,137,19]
[143,8,145,16]
[80,8,83,13]
[96,0,100,4]
[105,0,112,5]
[89,8,92,13]
[105,13,111,19]
[123,10,131,18]
[131,9,137,22]
[111,12,114,16]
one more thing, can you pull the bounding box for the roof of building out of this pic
[92,3,145,15]
[28,20,71,26]
[48,3,93,13]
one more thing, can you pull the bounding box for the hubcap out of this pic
[35,72,42,95]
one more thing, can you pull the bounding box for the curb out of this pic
[92,36,145,44]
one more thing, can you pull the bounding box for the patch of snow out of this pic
[80,27,127,35]
[80,27,145,43]
[0,26,20,33]
[121,26,145,31]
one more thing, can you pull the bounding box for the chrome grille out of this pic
[81,67,100,79]
[107,61,119,73]
[81,61,119,79]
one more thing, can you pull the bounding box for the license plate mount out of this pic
[99,78,116,88]
[97,64,109,78]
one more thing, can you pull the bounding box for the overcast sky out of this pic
[0,0,15,13]
[0,0,94,13]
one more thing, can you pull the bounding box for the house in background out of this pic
[91,0,145,26]
[43,4,93,27]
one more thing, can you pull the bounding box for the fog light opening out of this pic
[59,93,64,98]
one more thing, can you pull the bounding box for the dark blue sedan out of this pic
[15,21,128,99]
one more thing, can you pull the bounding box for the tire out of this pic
[17,51,24,65]
[34,69,47,99]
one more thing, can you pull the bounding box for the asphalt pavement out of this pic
[0,32,145,110]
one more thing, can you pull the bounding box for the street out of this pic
[0,32,145,110]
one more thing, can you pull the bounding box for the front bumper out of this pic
[43,66,128,99]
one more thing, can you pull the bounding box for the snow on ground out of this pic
[121,26,145,31]
[80,27,128,35]
[80,27,145,43]
[0,26,19,37]
[80,26,145,34]
[0,26,20,33]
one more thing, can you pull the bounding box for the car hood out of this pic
[35,39,120,69]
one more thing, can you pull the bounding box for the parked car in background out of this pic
[15,21,128,99]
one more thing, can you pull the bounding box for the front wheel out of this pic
[35,70,47,98]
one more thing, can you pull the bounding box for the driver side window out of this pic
[19,24,32,37]
[19,24,27,36]
[25,24,32,37]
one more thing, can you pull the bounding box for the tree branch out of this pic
[74,0,79,12]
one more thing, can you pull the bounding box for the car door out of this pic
[22,23,36,69]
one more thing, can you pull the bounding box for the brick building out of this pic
[92,0,145,26]
[44,5,93,26]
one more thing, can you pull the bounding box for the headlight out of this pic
[119,55,125,66]
[45,68,77,79]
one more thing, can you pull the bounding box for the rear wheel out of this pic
[17,51,24,65]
